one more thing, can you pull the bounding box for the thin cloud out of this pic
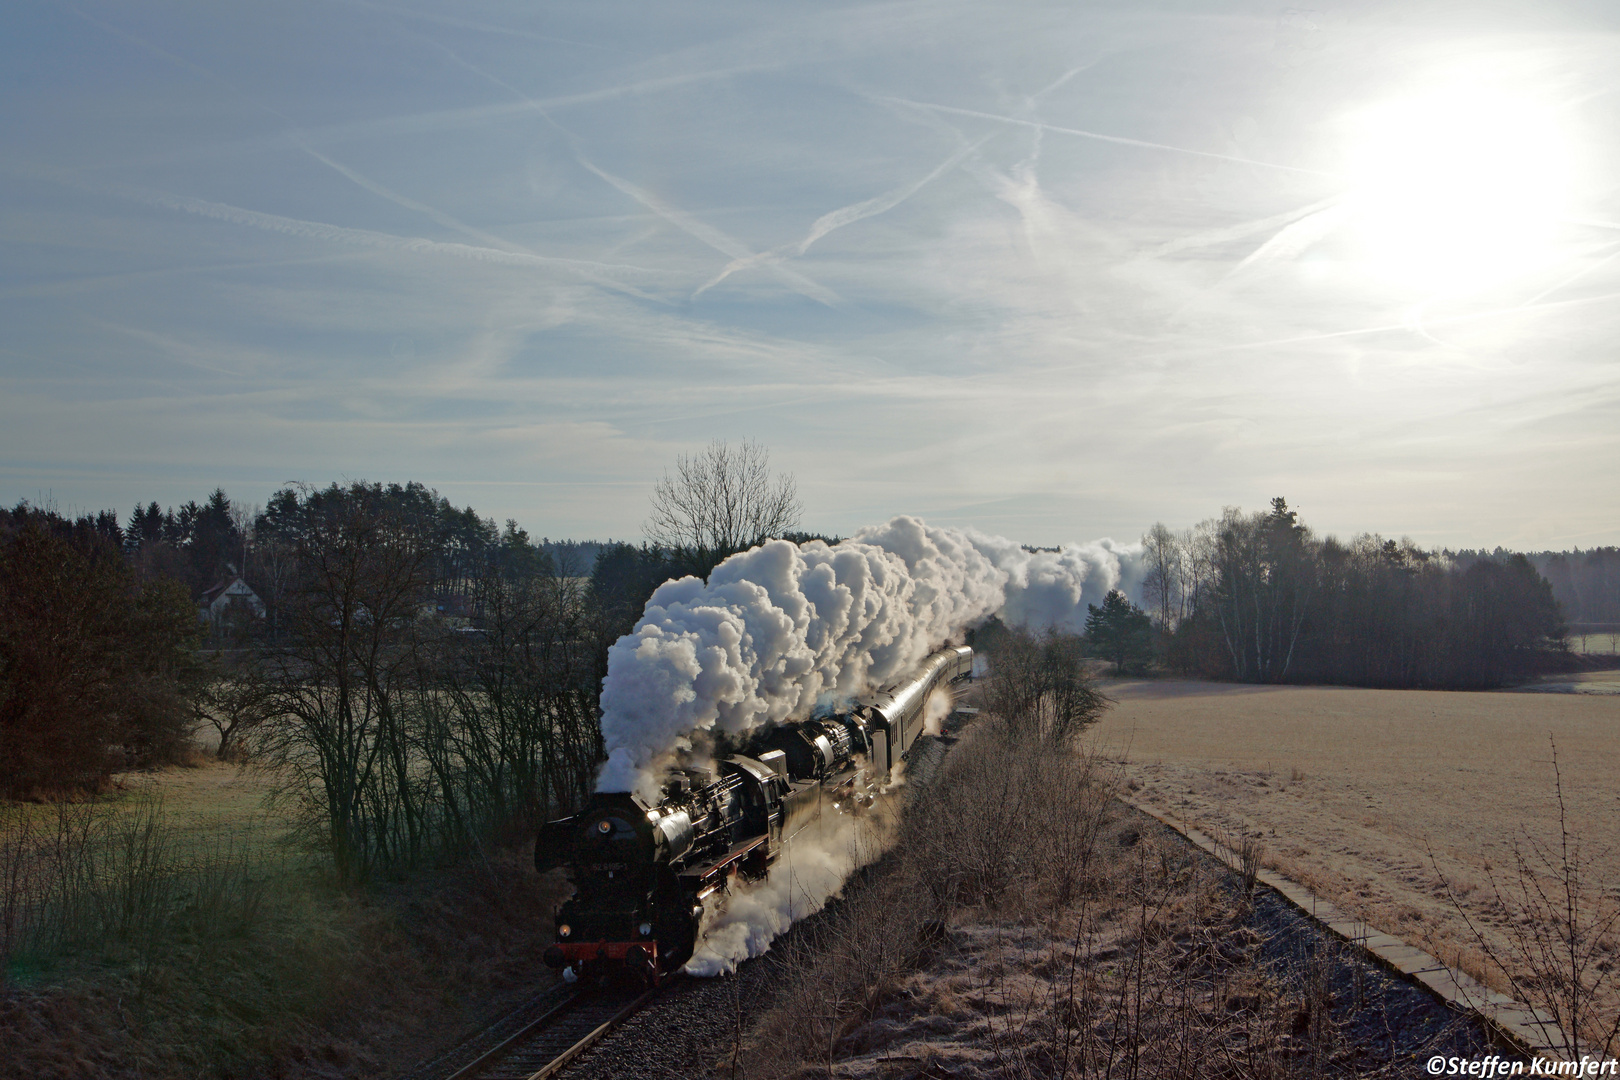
[23,168,677,301]
[882,96,1336,177]
[693,135,992,299]
[576,159,840,306]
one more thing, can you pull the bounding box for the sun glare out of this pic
[1345,83,1575,292]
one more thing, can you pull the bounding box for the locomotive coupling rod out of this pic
[525,987,658,1080]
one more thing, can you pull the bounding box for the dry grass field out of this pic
[124,759,283,841]
[1088,673,1620,1035]
[1573,633,1620,656]
[1,759,572,1079]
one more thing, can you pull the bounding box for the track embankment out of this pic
[1125,797,1568,1057]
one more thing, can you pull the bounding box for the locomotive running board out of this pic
[678,835,770,891]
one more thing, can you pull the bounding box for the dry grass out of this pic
[743,722,1115,1076]
[739,717,1440,1079]
[0,760,571,1079]
[1090,676,1620,1046]
[1571,634,1619,656]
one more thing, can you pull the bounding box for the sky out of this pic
[3,0,1618,550]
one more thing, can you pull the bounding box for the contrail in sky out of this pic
[573,159,841,307]
[74,4,559,267]
[335,0,608,49]
[883,97,1335,177]
[1190,287,1620,358]
[692,135,993,299]
[400,25,842,307]
[692,63,1107,299]
[18,168,675,301]
[1519,241,1620,306]
[1147,196,1343,258]
[293,139,537,256]
[1226,204,1347,278]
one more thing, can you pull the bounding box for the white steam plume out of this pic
[922,686,954,737]
[684,803,892,976]
[598,515,1143,801]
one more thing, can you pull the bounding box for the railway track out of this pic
[434,689,979,1080]
[441,985,660,1080]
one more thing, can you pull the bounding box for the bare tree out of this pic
[1184,519,1218,619]
[985,625,1111,745]
[228,501,259,576]
[257,485,437,881]
[645,439,801,575]
[194,653,277,761]
[1140,522,1182,630]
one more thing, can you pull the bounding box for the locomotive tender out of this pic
[537,645,973,983]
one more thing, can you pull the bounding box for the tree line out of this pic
[0,505,201,794]
[1,470,1579,873]
[1522,547,1620,626]
[1137,498,1568,688]
[0,484,628,875]
[0,442,813,883]
[239,482,605,881]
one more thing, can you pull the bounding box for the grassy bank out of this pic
[0,766,566,1079]
[741,717,1486,1078]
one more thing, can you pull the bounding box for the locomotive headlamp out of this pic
[558,924,572,938]
[639,922,653,936]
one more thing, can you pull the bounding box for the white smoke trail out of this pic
[684,800,895,977]
[921,685,954,737]
[598,515,1143,801]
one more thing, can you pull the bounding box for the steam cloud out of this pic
[921,685,954,737]
[598,515,1143,801]
[684,804,892,976]
[595,515,1141,977]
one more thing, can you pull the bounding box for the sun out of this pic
[1344,82,1575,292]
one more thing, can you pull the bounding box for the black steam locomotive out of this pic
[536,645,973,983]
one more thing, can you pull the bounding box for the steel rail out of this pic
[442,986,658,1080]
[523,988,657,1080]
[440,992,581,1080]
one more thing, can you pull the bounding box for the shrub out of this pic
[0,514,200,795]
[982,624,1111,745]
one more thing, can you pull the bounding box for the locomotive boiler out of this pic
[536,645,973,983]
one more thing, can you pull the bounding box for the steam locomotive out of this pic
[536,645,973,984]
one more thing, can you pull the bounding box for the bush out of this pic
[0,514,200,795]
[982,623,1111,744]
[748,719,1118,1075]
[1083,590,1155,675]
